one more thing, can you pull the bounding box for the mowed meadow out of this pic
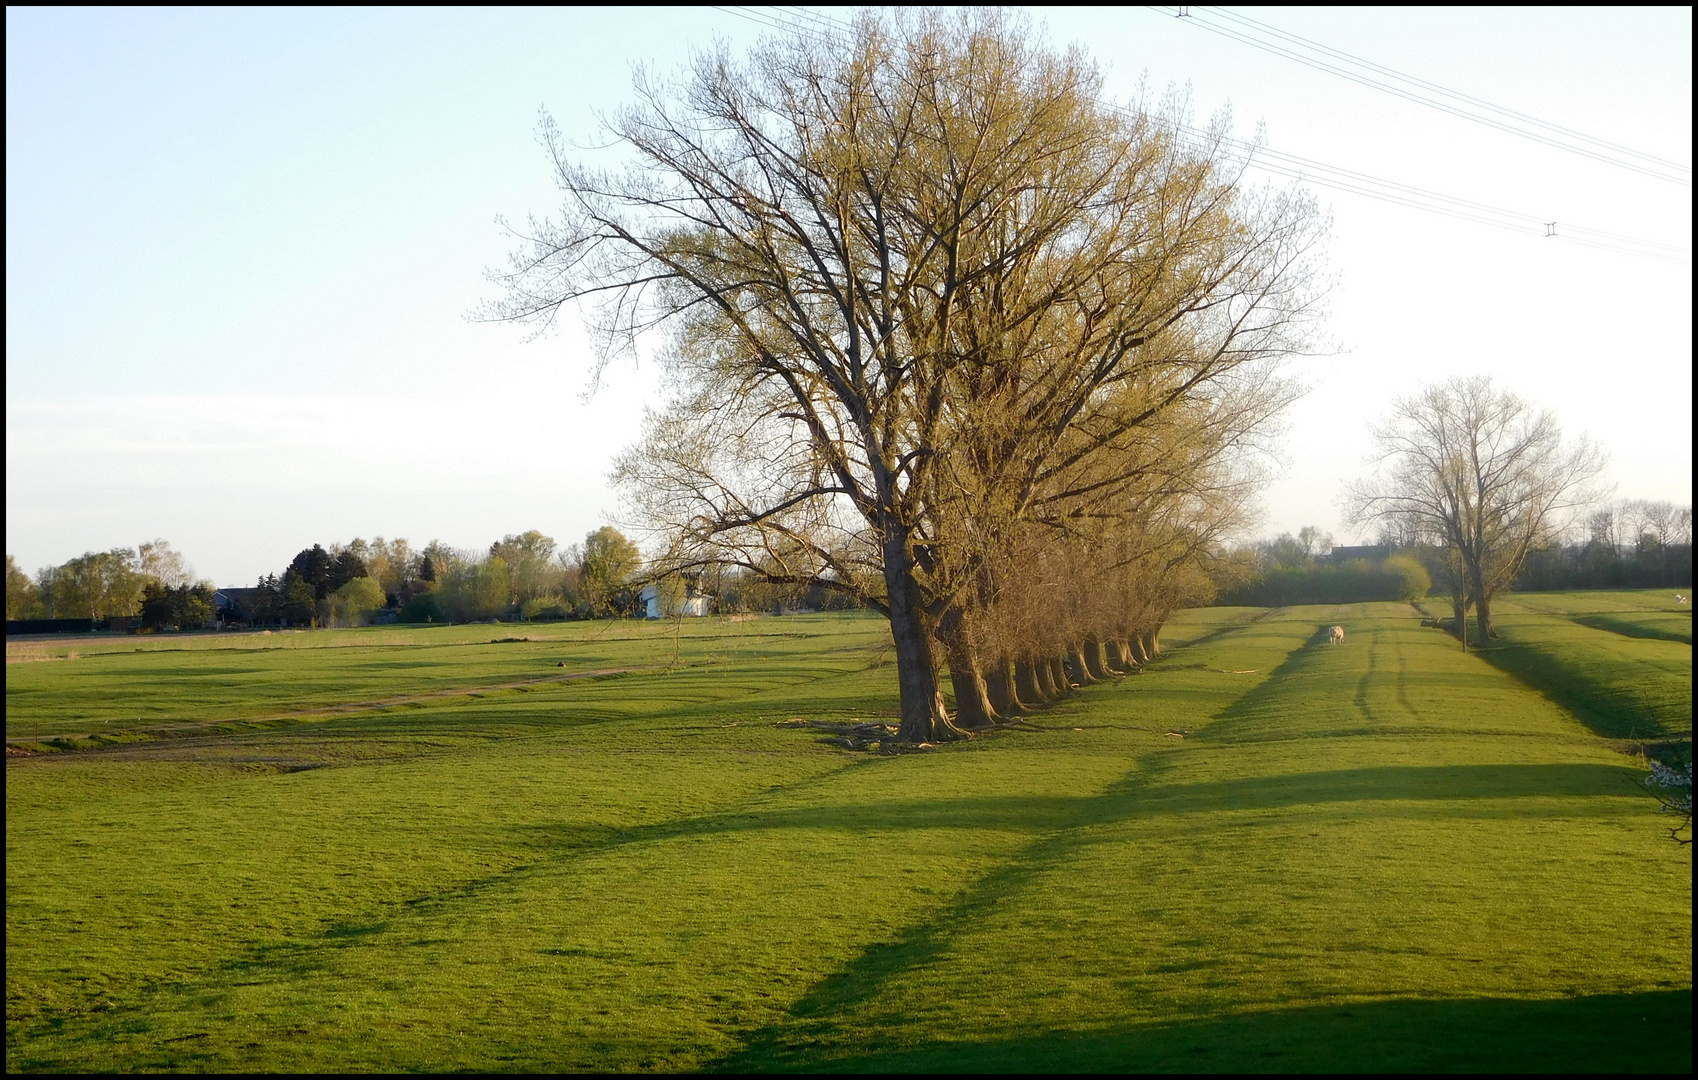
[6,593,1691,1072]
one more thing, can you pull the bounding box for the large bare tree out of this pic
[484,9,1324,740]
[1346,376,1606,648]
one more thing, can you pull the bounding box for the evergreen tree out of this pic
[287,545,335,599]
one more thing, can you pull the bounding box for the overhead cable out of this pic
[704,5,1688,264]
[1154,5,1690,186]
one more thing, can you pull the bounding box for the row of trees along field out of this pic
[482,10,1328,742]
[1516,499,1693,591]
[223,528,648,629]
[5,541,215,630]
[1214,527,1434,607]
[1210,504,1691,608]
[227,529,872,629]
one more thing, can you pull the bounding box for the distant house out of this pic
[214,587,274,625]
[1327,545,1391,566]
[637,583,713,619]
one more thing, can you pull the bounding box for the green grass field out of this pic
[6,595,1691,1072]
[1482,592,1691,748]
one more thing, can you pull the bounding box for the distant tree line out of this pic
[7,525,883,635]
[6,541,212,629]
[221,527,678,629]
[1214,527,1432,606]
[228,526,881,629]
[139,582,217,632]
[1514,499,1692,591]
[1213,499,1691,615]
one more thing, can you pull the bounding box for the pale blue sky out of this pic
[7,7,1691,586]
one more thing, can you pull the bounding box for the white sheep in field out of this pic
[1328,625,1345,645]
[1676,594,1688,606]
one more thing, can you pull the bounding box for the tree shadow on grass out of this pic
[711,988,1692,1073]
[1571,613,1692,645]
[39,755,1669,1071]
[699,789,1145,1074]
[1476,640,1689,742]
[678,756,1664,1072]
[1187,622,1361,744]
[1128,762,1648,817]
[501,760,1646,873]
[1154,606,1281,654]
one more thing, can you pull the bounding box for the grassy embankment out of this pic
[5,597,1690,1072]
[1484,591,1691,755]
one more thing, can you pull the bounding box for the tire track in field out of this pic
[1353,629,1383,727]
[1392,632,1419,721]
[8,665,657,752]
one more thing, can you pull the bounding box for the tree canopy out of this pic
[488,9,1325,739]
[580,527,642,617]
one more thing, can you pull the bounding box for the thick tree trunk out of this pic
[1474,592,1493,648]
[1106,638,1134,672]
[936,606,996,729]
[1084,638,1112,680]
[1117,638,1140,672]
[883,532,958,742]
[1065,645,1095,686]
[1137,628,1160,661]
[984,659,1021,717]
[1032,655,1053,699]
[1098,639,1125,675]
[1050,653,1073,693]
[992,658,1032,715]
[945,641,998,729]
[1127,633,1149,666]
[1034,654,1060,699]
[1016,658,1048,704]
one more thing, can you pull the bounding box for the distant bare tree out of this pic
[1346,376,1606,648]
[137,539,193,590]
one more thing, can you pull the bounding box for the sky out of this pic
[7,6,1691,587]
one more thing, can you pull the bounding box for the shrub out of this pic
[330,577,388,627]
[1382,555,1431,602]
[520,596,571,621]
[1218,556,1433,606]
[437,557,511,622]
[399,592,443,624]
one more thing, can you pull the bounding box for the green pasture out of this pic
[1499,589,1692,645]
[6,600,1691,1072]
[1481,590,1692,748]
[4,617,892,745]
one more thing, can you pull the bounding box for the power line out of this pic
[766,5,845,37]
[1154,5,1690,186]
[1199,5,1691,178]
[706,5,1688,264]
[1193,130,1690,262]
[710,5,835,42]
